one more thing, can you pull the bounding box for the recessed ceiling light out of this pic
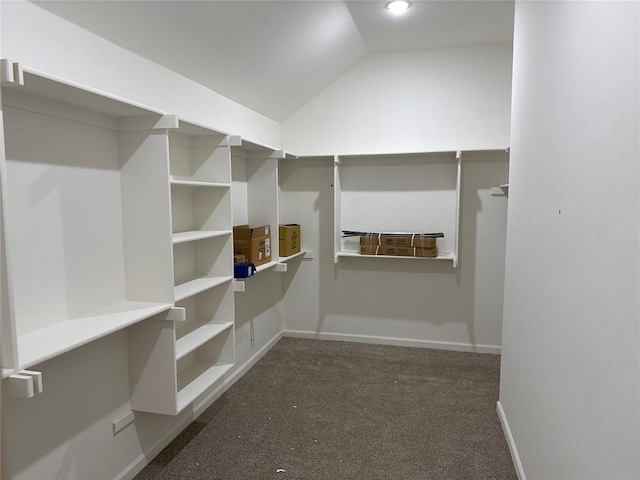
[385,0,412,15]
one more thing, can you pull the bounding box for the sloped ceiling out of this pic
[33,0,514,122]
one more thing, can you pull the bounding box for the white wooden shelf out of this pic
[176,362,234,413]
[1,62,176,374]
[17,301,172,370]
[172,230,232,244]
[491,183,509,196]
[170,179,231,189]
[175,322,233,361]
[255,260,278,273]
[174,276,233,302]
[336,251,456,262]
[278,250,306,262]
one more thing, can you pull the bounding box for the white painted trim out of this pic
[114,331,283,480]
[496,401,526,480]
[282,330,501,355]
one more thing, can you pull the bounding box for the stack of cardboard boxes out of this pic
[360,234,438,258]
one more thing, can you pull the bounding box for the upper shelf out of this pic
[2,61,167,119]
[170,179,231,189]
[172,230,232,245]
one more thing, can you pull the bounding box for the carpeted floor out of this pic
[135,337,516,479]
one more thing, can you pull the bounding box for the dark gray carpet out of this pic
[135,337,516,479]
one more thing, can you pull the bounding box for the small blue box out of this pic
[234,262,256,279]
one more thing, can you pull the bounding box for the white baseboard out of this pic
[282,329,501,355]
[115,331,284,480]
[496,400,526,480]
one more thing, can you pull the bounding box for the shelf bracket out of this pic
[226,135,242,147]
[274,263,288,272]
[153,307,186,322]
[0,59,24,87]
[233,280,246,293]
[333,155,341,165]
[6,370,43,399]
[303,251,314,259]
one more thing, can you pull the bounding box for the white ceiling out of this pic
[34,1,514,122]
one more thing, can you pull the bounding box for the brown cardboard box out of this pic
[412,236,437,249]
[360,245,415,256]
[359,234,437,249]
[360,245,379,255]
[279,224,301,257]
[233,225,272,266]
[415,246,438,258]
[233,224,270,240]
[234,254,247,264]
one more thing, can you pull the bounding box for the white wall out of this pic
[1,1,281,148]
[280,153,509,353]
[279,43,513,353]
[282,43,512,156]
[499,2,639,478]
[0,3,283,480]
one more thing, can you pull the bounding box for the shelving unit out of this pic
[0,62,176,376]
[333,151,462,266]
[129,120,237,415]
[231,139,284,288]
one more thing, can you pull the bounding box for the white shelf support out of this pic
[233,280,246,292]
[453,150,462,269]
[6,370,43,398]
[226,135,242,147]
[20,370,43,394]
[153,307,187,322]
[333,155,342,264]
[274,263,288,272]
[491,183,509,196]
[118,114,179,131]
[303,251,314,259]
[0,59,24,86]
[112,411,136,435]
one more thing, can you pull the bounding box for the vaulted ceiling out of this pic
[34,1,514,122]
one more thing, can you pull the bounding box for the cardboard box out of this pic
[233,225,272,266]
[359,234,437,249]
[360,245,415,257]
[412,237,437,249]
[233,224,270,240]
[415,246,438,258]
[234,254,247,264]
[279,224,301,257]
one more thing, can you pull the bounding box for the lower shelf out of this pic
[176,361,234,413]
[337,251,456,261]
[14,301,172,372]
[175,322,234,361]
[174,276,233,302]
